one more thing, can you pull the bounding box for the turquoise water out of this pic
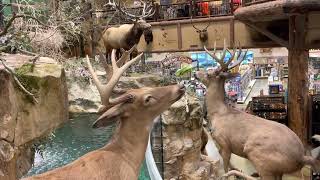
[26,113,150,180]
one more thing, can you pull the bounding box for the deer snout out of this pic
[171,84,185,102]
[178,84,185,93]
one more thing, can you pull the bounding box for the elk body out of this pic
[99,0,154,59]
[197,40,320,180]
[22,46,185,180]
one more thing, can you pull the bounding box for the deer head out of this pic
[106,0,155,29]
[191,18,210,43]
[93,85,185,128]
[86,44,185,128]
[195,39,248,86]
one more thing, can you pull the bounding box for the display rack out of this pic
[250,95,287,125]
[281,65,288,78]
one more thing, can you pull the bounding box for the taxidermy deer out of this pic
[191,17,210,43]
[22,46,185,180]
[99,0,155,60]
[196,40,320,180]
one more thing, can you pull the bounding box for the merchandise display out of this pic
[250,96,287,125]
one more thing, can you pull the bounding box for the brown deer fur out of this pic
[97,0,154,58]
[22,86,185,180]
[100,21,150,54]
[197,40,320,180]
[22,46,185,180]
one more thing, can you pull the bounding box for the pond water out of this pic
[25,113,150,180]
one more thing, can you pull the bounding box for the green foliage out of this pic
[14,64,41,96]
[175,64,193,77]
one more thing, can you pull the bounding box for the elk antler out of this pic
[86,45,143,109]
[204,39,248,72]
[106,0,155,20]
[139,0,155,19]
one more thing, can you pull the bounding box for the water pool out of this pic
[25,113,150,180]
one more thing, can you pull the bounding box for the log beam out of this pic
[288,14,309,145]
[243,21,289,48]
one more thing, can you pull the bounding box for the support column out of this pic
[288,14,309,144]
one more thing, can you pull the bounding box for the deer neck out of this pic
[104,116,152,173]
[125,24,144,49]
[206,79,229,116]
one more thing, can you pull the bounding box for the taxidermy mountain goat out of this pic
[99,0,155,59]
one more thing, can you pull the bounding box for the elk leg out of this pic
[220,149,231,172]
[106,48,111,64]
[275,175,282,180]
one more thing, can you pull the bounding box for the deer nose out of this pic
[178,84,185,92]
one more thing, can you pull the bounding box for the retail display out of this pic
[310,57,320,94]
[250,96,287,125]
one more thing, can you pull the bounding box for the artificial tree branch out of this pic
[17,48,38,56]
[0,13,48,37]
[0,58,38,104]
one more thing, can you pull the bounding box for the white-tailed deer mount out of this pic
[22,45,185,180]
[191,17,210,43]
[196,39,320,180]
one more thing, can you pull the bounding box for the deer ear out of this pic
[195,71,209,85]
[92,104,124,128]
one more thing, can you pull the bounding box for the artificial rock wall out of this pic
[161,94,218,180]
[0,54,68,180]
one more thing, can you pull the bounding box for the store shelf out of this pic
[250,95,287,125]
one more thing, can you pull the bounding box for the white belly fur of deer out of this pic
[21,45,185,180]
[196,40,320,180]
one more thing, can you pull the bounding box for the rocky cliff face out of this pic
[0,54,68,180]
[161,95,218,180]
[65,57,166,114]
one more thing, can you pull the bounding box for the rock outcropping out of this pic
[161,95,218,180]
[0,54,68,180]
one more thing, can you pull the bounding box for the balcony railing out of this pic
[94,0,234,26]
[242,0,276,7]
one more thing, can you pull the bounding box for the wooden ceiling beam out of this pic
[243,20,289,48]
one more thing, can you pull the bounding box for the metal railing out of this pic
[94,0,234,25]
[242,0,276,7]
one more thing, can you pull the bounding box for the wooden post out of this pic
[177,22,182,50]
[288,14,309,145]
[230,18,234,47]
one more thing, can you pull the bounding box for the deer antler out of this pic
[98,49,129,81]
[86,45,142,109]
[204,39,248,72]
[191,16,211,32]
[106,0,155,20]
